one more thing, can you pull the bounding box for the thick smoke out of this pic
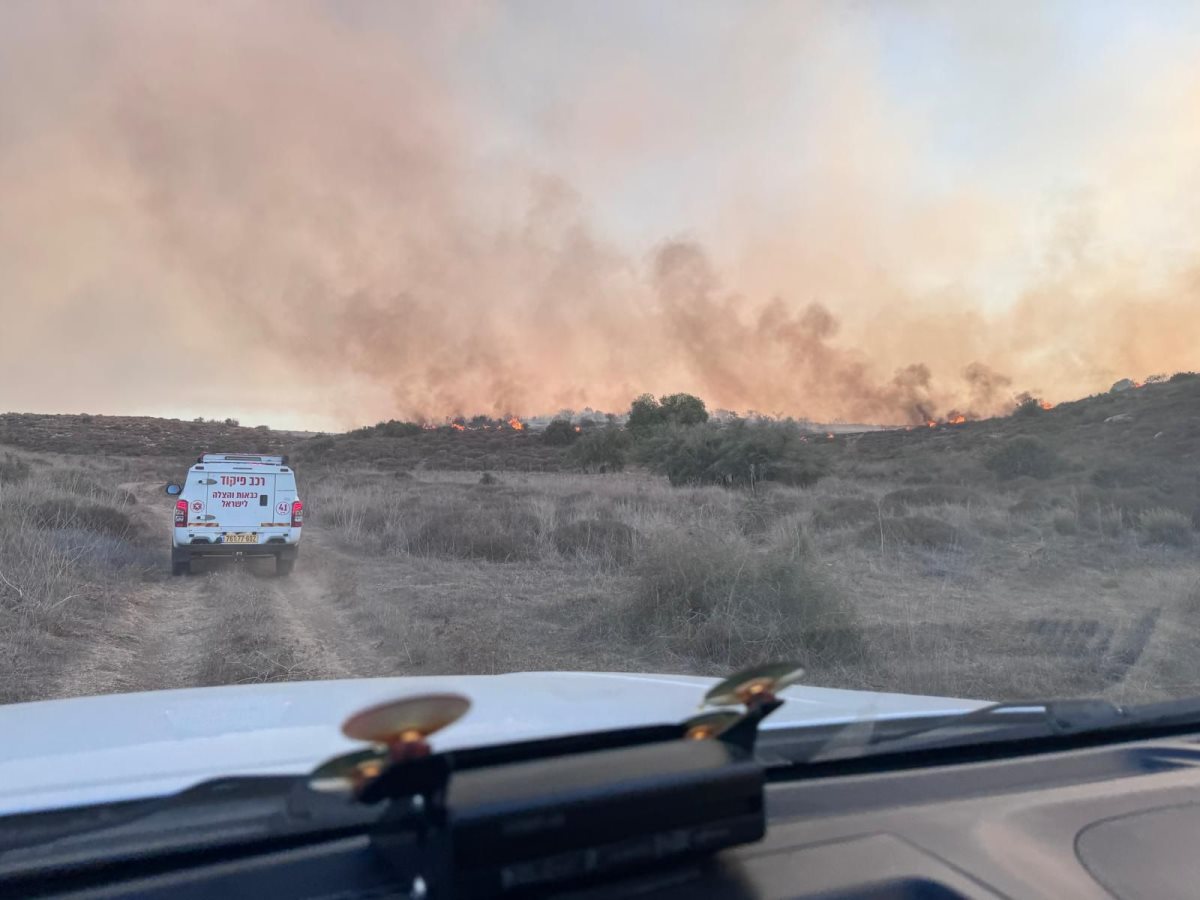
[1,2,1198,428]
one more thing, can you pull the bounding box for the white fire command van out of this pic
[165,453,302,576]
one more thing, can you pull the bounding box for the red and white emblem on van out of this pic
[191,500,203,512]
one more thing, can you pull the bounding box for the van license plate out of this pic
[224,533,257,544]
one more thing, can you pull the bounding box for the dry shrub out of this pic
[412,500,541,562]
[767,514,814,561]
[880,485,979,513]
[812,497,878,530]
[1090,463,1147,488]
[552,519,636,566]
[1139,508,1194,548]
[1052,510,1078,535]
[860,515,965,550]
[0,453,31,484]
[985,437,1063,480]
[0,468,158,693]
[1008,488,1069,517]
[308,482,408,553]
[1071,486,1161,532]
[618,529,860,668]
[46,469,137,506]
[28,497,135,538]
[735,492,806,535]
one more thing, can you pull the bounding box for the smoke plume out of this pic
[1,2,1198,429]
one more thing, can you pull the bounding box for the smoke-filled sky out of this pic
[2,1,1199,430]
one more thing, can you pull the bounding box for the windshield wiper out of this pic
[794,696,1200,764]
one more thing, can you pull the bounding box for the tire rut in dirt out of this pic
[191,558,363,686]
[50,574,210,698]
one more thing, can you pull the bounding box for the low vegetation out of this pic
[2,374,1199,706]
[0,455,159,703]
[610,527,858,669]
[985,436,1063,480]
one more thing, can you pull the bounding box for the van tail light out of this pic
[291,500,304,528]
[174,499,188,527]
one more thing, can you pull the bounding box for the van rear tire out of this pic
[172,560,191,576]
[276,557,295,577]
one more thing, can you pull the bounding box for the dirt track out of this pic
[50,483,386,700]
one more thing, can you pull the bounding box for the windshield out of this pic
[1,1,1199,805]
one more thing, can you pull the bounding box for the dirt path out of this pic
[49,483,374,699]
[42,481,609,701]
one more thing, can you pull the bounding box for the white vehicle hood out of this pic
[0,672,984,816]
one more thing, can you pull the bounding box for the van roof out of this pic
[194,453,289,466]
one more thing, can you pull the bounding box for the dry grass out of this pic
[4,380,1200,708]
[0,453,159,703]
[1140,508,1194,549]
[287,464,1200,703]
[603,526,859,670]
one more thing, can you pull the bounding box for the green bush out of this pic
[569,427,630,472]
[542,418,579,446]
[658,393,709,426]
[304,436,336,455]
[373,420,424,438]
[637,421,826,488]
[1012,392,1045,417]
[1139,508,1193,548]
[626,392,708,431]
[985,437,1063,480]
[627,393,665,432]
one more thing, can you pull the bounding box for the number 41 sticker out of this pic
[277,500,290,516]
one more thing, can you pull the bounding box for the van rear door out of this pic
[270,475,297,530]
[206,467,276,532]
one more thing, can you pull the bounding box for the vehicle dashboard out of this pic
[26,731,1200,899]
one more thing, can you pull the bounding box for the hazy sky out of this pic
[2,1,1199,429]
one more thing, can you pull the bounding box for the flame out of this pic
[508,417,524,431]
[573,425,582,433]
[1040,400,1054,410]
[947,414,966,425]
[926,419,937,429]
[1133,381,1146,388]
[825,432,835,440]
[450,423,465,431]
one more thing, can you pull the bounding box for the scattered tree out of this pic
[569,426,630,472]
[659,393,708,426]
[542,418,579,446]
